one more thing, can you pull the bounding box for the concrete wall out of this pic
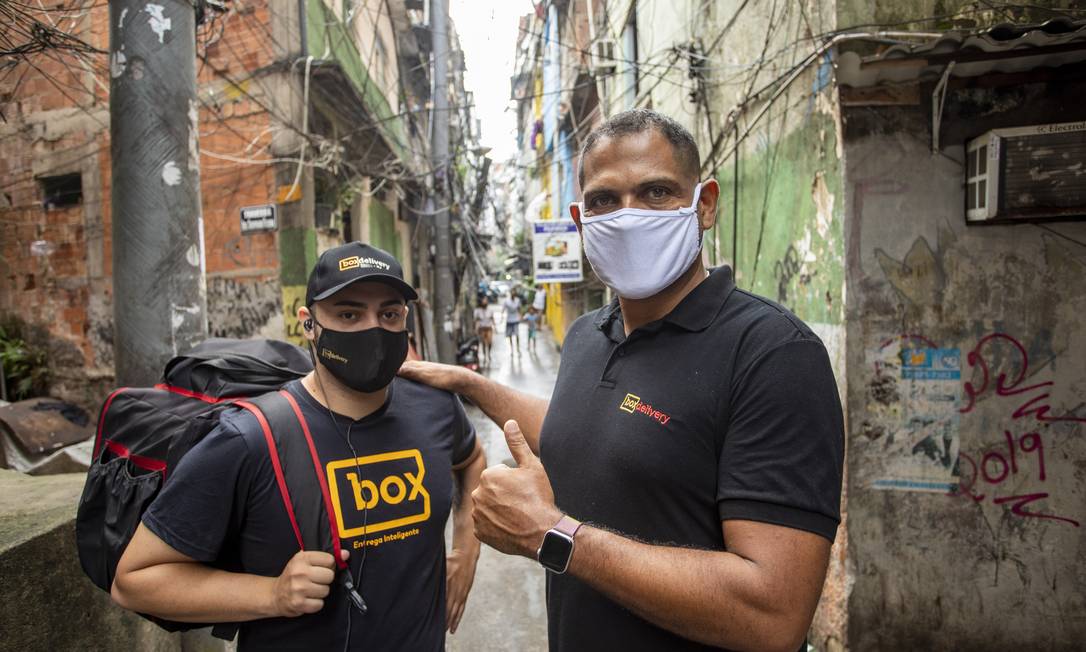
[841,70,1086,650]
[0,470,182,652]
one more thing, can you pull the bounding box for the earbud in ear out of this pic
[303,319,313,331]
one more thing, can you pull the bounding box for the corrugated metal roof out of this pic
[837,19,1086,87]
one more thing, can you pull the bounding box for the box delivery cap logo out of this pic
[327,449,430,538]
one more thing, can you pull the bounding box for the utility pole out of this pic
[430,0,456,363]
[109,0,207,385]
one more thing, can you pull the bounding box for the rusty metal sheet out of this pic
[0,398,93,455]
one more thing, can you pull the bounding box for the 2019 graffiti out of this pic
[951,332,1081,527]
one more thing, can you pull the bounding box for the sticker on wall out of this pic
[868,343,962,493]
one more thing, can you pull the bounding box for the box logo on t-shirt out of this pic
[618,392,671,426]
[326,449,431,539]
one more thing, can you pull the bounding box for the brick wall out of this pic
[0,1,287,410]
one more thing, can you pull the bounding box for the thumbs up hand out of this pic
[470,420,562,559]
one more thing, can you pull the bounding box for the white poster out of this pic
[869,346,962,493]
[532,220,583,283]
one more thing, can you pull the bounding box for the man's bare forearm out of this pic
[452,444,486,553]
[112,562,278,623]
[454,372,549,453]
[399,361,551,452]
[566,526,816,652]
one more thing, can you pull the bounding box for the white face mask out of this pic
[574,183,703,300]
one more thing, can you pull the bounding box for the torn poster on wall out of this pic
[870,345,962,493]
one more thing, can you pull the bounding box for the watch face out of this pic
[538,531,574,573]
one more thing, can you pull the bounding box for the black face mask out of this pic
[310,320,409,393]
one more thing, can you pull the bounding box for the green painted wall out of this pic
[367,200,401,262]
[710,112,845,326]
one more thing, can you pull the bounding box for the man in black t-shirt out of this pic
[402,110,844,651]
[112,243,486,651]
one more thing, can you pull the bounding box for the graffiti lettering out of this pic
[955,429,1078,527]
[285,294,304,341]
[960,333,1086,423]
[774,246,801,304]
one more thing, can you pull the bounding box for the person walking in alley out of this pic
[502,292,522,355]
[400,109,844,652]
[111,242,486,651]
[524,305,540,353]
[473,295,497,366]
[532,285,547,327]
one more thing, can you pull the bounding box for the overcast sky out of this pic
[449,0,535,161]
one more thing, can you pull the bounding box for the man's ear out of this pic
[697,179,720,232]
[298,305,316,342]
[568,203,582,232]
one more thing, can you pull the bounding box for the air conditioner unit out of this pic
[966,121,1086,224]
[592,39,617,74]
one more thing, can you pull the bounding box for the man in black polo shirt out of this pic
[401,109,843,651]
[112,243,486,650]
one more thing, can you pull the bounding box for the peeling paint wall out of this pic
[697,4,849,648]
[714,113,846,327]
[842,73,1086,650]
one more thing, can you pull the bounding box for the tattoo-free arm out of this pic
[452,439,486,547]
[398,361,550,453]
[112,524,338,622]
[447,439,486,632]
[566,520,830,652]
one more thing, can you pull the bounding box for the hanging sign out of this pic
[531,220,583,283]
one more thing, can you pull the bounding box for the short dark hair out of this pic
[577,109,701,188]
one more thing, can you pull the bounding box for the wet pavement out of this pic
[446,322,559,652]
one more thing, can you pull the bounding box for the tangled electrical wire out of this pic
[0,1,104,59]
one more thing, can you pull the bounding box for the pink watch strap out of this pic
[552,515,582,538]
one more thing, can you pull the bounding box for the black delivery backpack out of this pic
[76,338,355,639]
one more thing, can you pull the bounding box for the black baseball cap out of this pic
[306,242,418,305]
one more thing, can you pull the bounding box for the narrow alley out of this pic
[2,0,1086,650]
[447,324,559,652]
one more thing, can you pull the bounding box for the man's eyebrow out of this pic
[380,299,405,308]
[635,177,683,189]
[583,177,683,195]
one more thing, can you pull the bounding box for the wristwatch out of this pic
[537,515,583,574]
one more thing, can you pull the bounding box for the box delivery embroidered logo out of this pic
[338,256,392,272]
[327,449,431,537]
[618,393,671,425]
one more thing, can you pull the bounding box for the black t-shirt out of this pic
[143,378,477,651]
[539,266,844,652]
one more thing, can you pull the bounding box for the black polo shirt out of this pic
[539,266,843,651]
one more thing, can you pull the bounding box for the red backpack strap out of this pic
[241,390,346,572]
[278,390,348,572]
[236,399,305,551]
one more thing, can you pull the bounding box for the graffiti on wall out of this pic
[867,231,1084,527]
[867,330,1081,527]
[206,276,281,339]
[951,332,1081,527]
[281,284,306,346]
